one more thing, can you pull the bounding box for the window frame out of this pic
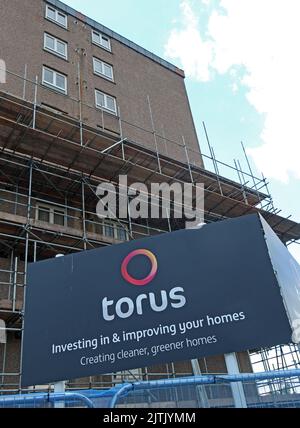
[44,33,68,60]
[45,4,68,29]
[103,220,129,241]
[92,30,111,52]
[87,216,128,241]
[95,89,117,115]
[36,203,66,227]
[93,57,114,81]
[42,66,68,94]
[87,215,103,236]
[115,224,129,241]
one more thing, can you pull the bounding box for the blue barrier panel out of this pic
[2,369,300,408]
[109,369,300,408]
[0,392,95,408]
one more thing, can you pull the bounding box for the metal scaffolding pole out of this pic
[147,95,162,174]
[32,76,38,130]
[19,161,33,392]
[182,135,194,184]
[22,64,27,101]
[81,178,87,251]
[12,256,18,313]
[77,61,84,147]
[202,122,223,196]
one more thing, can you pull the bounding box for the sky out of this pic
[63,0,300,262]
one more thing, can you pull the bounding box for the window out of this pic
[46,5,67,28]
[88,217,128,241]
[87,215,103,235]
[93,58,113,81]
[95,90,117,115]
[42,66,67,94]
[36,203,66,227]
[116,226,128,241]
[103,221,128,241]
[92,30,111,51]
[104,222,115,239]
[44,33,67,59]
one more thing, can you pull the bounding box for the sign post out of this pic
[224,353,247,408]
[53,254,66,407]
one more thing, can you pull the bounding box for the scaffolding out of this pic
[249,345,300,396]
[0,65,299,394]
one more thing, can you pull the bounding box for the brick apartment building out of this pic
[0,0,202,166]
[0,0,299,394]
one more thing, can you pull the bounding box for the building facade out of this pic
[0,0,299,395]
[0,0,202,167]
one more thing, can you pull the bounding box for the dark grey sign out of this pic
[21,214,294,386]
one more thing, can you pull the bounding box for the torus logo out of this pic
[101,249,186,321]
[121,249,158,286]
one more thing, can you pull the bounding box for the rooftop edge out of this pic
[47,0,186,78]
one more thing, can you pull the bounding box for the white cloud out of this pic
[165,0,300,183]
[289,244,300,265]
[165,1,213,81]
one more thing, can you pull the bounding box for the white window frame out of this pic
[95,89,117,115]
[93,57,114,81]
[92,30,111,52]
[36,203,66,227]
[45,4,68,28]
[42,66,67,94]
[44,33,68,60]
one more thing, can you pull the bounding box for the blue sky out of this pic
[63,0,299,261]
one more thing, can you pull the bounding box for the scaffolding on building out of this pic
[0,65,299,394]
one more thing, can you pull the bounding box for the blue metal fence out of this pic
[0,392,95,408]
[1,369,300,408]
[110,369,300,408]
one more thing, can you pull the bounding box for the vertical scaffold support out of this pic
[182,136,194,185]
[147,95,162,174]
[19,161,33,392]
[22,65,27,101]
[32,76,38,130]
[12,256,18,313]
[234,159,249,205]
[118,106,125,160]
[127,197,133,239]
[81,178,87,251]
[202,122,223,196]
[241,142,262,208]
[77,62,84,147]
[162,125,168,156]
